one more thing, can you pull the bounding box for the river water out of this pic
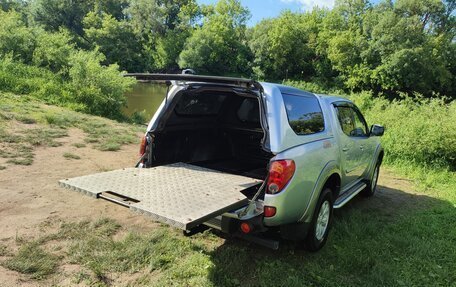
[124,82,168,120]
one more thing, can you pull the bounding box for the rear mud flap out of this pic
[59,163,262,230]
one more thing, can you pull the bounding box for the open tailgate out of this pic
[59,163,261,230]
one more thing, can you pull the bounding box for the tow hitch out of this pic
[236,215,280,250]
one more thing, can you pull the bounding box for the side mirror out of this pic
[370,124,384,136]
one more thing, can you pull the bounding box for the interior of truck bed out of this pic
[150,87,272,180]
[59,85,271,233]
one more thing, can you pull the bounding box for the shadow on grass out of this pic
[206,184,456,287]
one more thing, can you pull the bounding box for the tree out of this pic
[28,0,94,36]
[32,29,75,75]
[248,10,330,81]
[0,10,35,63]
[27,0,129,36]
[125,0,199,71]
[178,0,252,76]
[1,0,27,12]
[83,11,147,72]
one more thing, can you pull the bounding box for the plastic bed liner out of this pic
[59,162,262,230]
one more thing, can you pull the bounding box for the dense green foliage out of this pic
[0,9,135,119]
[250,0,455,96]
[354,94,456,169]
[1,0,454,97]
[178,0,252,75]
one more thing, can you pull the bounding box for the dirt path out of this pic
[0,128,421,286]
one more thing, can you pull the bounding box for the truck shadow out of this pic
[205,183,455,286]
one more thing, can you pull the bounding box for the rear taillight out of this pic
[139,135,147,157]
[264,206,276,217]
[266,160,295,194]
[240,222,252,234]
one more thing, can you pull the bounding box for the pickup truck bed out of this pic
[59,163,262,230]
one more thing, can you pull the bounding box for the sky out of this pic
[196,0,336,25]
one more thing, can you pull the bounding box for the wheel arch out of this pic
[366,145,384,180]
[378,149,384,164]
[298,161,341,223]
[322,173,341,201]
[280,163,341,241]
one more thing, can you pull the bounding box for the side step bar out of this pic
[333,182,367,209]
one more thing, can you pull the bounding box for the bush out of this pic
[0,56,63,97]
[350,93,456,170]
[0,52,134,120]
[68,50,135,119]
[32,29,75,74]
[284,80,345,95]
[0,10,135,121]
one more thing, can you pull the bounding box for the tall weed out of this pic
[351,93,456,169]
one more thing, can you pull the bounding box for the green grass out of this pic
[72,143,86,148]
[63,152,81,160]
[6,157,34,165]
[26,127,68,147]
[0,143,34,166]
[97,142,121,151]
[15,115,37,124]
[0,92,143,168]
[2,242,59,279]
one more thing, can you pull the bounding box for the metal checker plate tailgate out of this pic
[59,163,262,230]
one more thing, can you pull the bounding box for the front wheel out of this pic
[305,188,333,252]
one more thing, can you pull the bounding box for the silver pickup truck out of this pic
[60,74,384,251]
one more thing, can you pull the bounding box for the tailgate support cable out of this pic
[239,179,267,219]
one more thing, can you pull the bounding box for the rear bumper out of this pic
[203,212,267,235]
[202,213,280,249]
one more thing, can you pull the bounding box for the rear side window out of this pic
[175,93,226,116]
[282,94,325,135]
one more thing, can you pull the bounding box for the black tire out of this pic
[305,188,333,252]
[362,161,381,197]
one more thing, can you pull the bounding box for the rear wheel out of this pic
[363,161,380,197]
[305,188,333,252]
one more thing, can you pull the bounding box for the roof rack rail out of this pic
[124,73,262,91]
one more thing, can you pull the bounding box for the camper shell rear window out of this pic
[175,92,227,116]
